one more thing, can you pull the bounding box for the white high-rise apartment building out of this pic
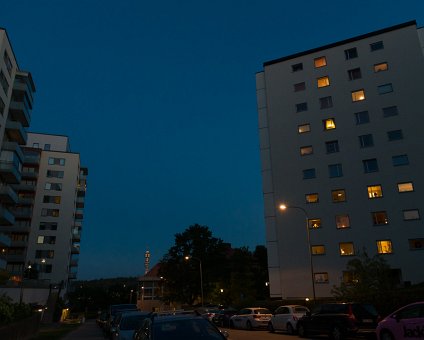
[256,21,424,299]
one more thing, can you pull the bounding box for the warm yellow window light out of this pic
[324,119,336,130]
[317,76,330,88]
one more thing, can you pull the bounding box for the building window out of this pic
[383,106,398,117]
[317,76,330,88]
[296,102,308,112]
[32,143,39,148]
[44,144,51,151]
[292,63,303,72]
[0,70,9,96]
[332,189,346,202]
[398,182,414,193]
[37,236,56,244]
[336,214,350,229]
[298,124,311,134]
[306,193,319,203]
[0,97,4,116]
[377,240,393,254]
[359,134,374,148]
[43,195,61,204]
[372,211,389,225]
[294,82,306,92]
[300,145,313,156]
[352,89,365,102]
[314,56,327,68]
[48,157,65,166]
[308,218,321,229]
[354,111,369,124]
[311,245,326,255]
[41,209,60,217]
[370,41,384,51]
[387,130,403,141]
[323,118,336,130]
[409,239,424,250]
[314,272,329,283]
[392,154,409,166]
[368,185,383,199]
[342,271,358,284]
[45,182,63,191]
[403,209,420,221]
[328,164,343,178]
[35,250,54,259]
[303,168,316,179]
[339,242,355,256]
[374,62,388,72]
[348,68,362,80]
[326,140,339,153]
[319,96,333,109]
[378,83,393,94]
[39,222,58,230]
[344,48,358,60]
[47,170,64,178]
[363,159,379,173]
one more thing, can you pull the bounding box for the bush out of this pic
[0,294,33,325]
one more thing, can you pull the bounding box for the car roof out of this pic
[153,314,206,323]
[120,310,150,316]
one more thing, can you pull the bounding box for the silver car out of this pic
[268,304,309,334]
[230,307,272,330]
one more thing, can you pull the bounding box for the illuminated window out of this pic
[392,154,409,166]
[292,63,303,72]
[388,130,403,141]
[403,209,420,221]
[296,102,308,112]
[294,82,306,92]
[368,185,383,199]
[314,272,329,283]
[363,159,379,173]
[383,106,398,117]
[306,193,319,203]
[339,242,355,256]
[300,146,313,156]
[317,76,330,88]
[377,240,393,254]
[398,182,414,193]
[37,235,56,244]
[37,236,44,244]
[303,168,316,179]
[314,56,327,68]
[374,62,388,72]
[354,111,369,124]
[311,245,326,255]
[409,239,424,250]
[328,164,343,178]
[378,83,393,94]
[372,211,388,225]
[326,140,339,153]
[348,68,361,80]
[344,47,358,60]
[323,118,336,130]
[298,124,311,134]
[332,189,346,202]
[359,134,374,148]
[308,218,321,229]
[342,271,357,284]
[319,96,333,109]
[336,214,350,229]
[351,89,365,102]
[370,41,384,51]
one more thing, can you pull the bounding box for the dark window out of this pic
[296,102,308,112]
[363,159,379,173]
[35,250,54,259]
[303,168,316,179]
[326,140,339,153]
[354,111,370,124]
[47,170,64,178]
[383,106,398,117]
[378,83,393,94]
[319,96,333,109]
[392,154,409,166]
[0,97,4,116]
[39,222,58,230]
[329,164,343,178]
[372,211,389,225]
[388,130,403,141]
[344,47,358,60]
[348,68,362,80]
[409,239,424,250]
[370,41,384,51]
[359,134,374,148]
[292,63,303,72]
[294,82,306,92]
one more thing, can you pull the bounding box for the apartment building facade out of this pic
[256,21,424,299]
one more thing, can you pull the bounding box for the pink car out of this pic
[376,301,424,340]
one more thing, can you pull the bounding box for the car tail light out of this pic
[347,305,357,323]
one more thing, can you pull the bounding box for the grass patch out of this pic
[32,323,80,340]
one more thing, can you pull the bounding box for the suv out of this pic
[297,302,379,340]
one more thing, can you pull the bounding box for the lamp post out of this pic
[184,255,204,307]
[279,204,316,301]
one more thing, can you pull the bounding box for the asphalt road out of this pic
[226,328,307,340]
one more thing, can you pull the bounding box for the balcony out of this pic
[2,141,24,163]
[71,245,80,254]
[21,170,38,180]
[72,232,81,242]
[22,148,41,165]
[69,259,79,267]
[18,197,34,205]
[0,184,18,204]
[0,233,11,247]
[11,181,36,193]
[68,272,77,280]
[8,101,31,127]
[5,120,27,145]
[0,205,15,225]
[0,160,21,184]
[10,207,32,219]
[5,254,25,262]
[0,224,30,233]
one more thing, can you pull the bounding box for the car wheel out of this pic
[380,330,395,340]
[298,323,307,338]
[330,325,343,340]
[246,320,252,331]
[286,322,294,335]
[267,321,275,333]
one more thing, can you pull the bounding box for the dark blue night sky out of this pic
[1,0,423,279]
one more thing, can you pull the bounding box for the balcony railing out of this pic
[5,120,27,145]
[0,184,19,204]
[0,205,15,225]
[8,101,31,127]
[0,160,21,184]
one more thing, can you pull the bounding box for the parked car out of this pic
[104,303,138,336]
[376,301,424,340]
[133,313,229,339]
[212,308,238,327]
[297,302,379,340]
[268,304,309,334]
[96,310,109,329]
[197,307,222,322]
[110,310,150,340]
[229,307,272,330]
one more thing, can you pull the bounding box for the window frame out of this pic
[348,68,362,80]
[377,240,393,254]
[367,185,383,199]
[403,209,420,221]
[354,111,370,124]
[300,145,313,156]
[335,214,350,229]
[319,96,333,109]
[325,140,340,153]
[314,56,327,68]
[344,47,358,60]
[328,164,343,178]
[317,76,330,88]
[351,89,365,102]
[298,123,311,134]
[374,62,388,73]
[372,211,389,226]
[363,158,379,173]
[339,242,355,256]
[378,83,393,95]
[332,189,346,202]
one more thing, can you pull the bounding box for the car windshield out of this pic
[120,315,148,331]
[153,318,223,339]
[353,304,378,316]
[254,308,271,314]
[294,307,309,313]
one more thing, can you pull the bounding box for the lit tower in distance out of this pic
[144,250,150,274]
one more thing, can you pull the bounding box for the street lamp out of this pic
[184,255,204,307]
[279,204,316,301]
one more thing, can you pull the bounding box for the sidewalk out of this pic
[61,319,105,339]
